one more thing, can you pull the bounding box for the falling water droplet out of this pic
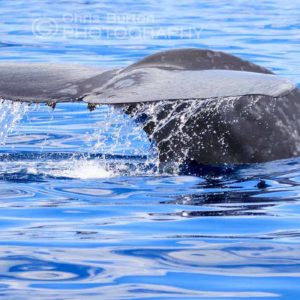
[0,100,28,145]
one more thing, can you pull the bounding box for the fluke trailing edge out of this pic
[0,48,300,165]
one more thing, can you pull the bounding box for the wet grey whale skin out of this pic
[0,48,299,165]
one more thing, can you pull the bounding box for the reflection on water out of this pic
[0,164,300,298]
[0,0,300,299]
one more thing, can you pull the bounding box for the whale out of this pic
[0,48,299,165]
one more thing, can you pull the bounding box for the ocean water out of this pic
[0,0,300,299]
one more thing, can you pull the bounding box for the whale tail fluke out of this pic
[0,48,299,165]
[0,48,294,107]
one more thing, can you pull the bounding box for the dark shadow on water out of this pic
[156,159,300,218]
[178,160,243,177]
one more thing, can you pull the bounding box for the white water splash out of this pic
[84,105,160,176]
[89,105,155,156]
[0,100,28,144]
[31,158,113,179]
[0,102,164,179]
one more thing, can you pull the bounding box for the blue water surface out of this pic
[0,0,300,299]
